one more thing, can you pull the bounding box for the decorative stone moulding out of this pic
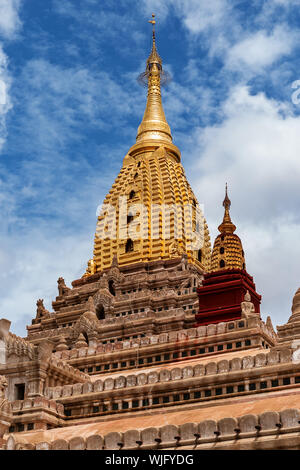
[50,317,276,361]
[11,396,64,415]
[6,408,300,450]
[44,348,292,398]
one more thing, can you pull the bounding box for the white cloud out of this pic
[0,0,22,39]
[0,45,12,151]
[0,230,93,336]
[226,26,297,72]
[184,85,300,326]
[142,0,230,33]
[0,1,22,152]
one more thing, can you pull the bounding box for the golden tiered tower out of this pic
[210,185,246,271]
[89,18,211,274]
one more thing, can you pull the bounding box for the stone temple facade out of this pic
[1,27,300,451]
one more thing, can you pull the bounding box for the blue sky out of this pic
[0,0,300,335]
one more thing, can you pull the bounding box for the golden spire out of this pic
[218,183,237,234]
[210,184,246,272]
[136,14,172,145]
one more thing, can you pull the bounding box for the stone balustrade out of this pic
[44,348,292,399]
[11,396,64,416]
[28,326,74,340]
[49,358,90,382]
[46,317,274,361]
[6,408,300,450]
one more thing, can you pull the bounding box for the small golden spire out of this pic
[210,184,246,272]
[218,184,237,234]
[136,15,172,145]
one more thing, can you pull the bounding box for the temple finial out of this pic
[223,183,231,210]
[148,13,156,43]
[218,183,236,234]
[135,15,172,145]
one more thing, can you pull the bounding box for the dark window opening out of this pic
[153,397,160,405]
[83,332,89,346]
[132,400,139,408]
[96,304,105,320]
[220,259,225,268]
[15,383,25,401]
[183,393,190,400]
[108,280,115,296]
[216,388,222,395]
[204,390,211,397]
[208,346,214,352]
[217,345,223,351]
[129,190,135,200]
[283,377,291,386]
[236,341,242,348]
[249,383,256,391]
[226,386,234,394]
[227,343,232,349]
[199,348,205,354]
[143,399,149,407]
[173,394,180,402]
[260,381,267,389]
[126,239,134,253]
[112,403,119,410]
[197,249,202,262]
[127,214,134,224]
[163,396,169,403]
[194,391,201,399]
[122,402,129,410]
[17,424,25,433]
[238,385,245,392]
[27,423,34,431]
[220,247,225,254]
[245,339,251,346]
[271,379,279,388]
[93,406,99,413]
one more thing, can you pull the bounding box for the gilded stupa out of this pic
[88,16,211,274]
[210,185,246,272]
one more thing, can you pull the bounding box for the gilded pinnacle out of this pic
[218,184,237,234]
[136,15,172,145]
